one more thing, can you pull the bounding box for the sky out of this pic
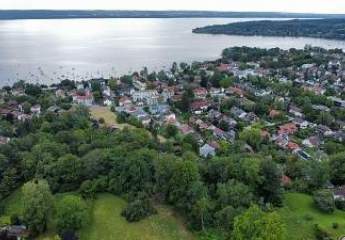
[0,0,345,14]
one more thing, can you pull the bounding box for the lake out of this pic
[1,18,345,86]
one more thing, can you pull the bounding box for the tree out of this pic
[329,152,345,185]
[56,195,89,233]
[191,196,212,231]
[239,127,262,151]
[121,194,157,222]
[313,190,335,213]
[216,180,253,209]
[259,159,283,206]
[165,124,178,138]
[232,205,286,240]
[22,180,53,235]
[219,77,233,89]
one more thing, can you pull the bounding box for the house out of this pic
[161,87,175,102]
[328,96,345,108]
[163,112,176,124]
[287,141,300,151]
[217,63,230,72]
[293,118,310,129]
[30,105,41,115]
[193,87,208,99]
[72,91,94,106]
[226,87,244,98]
[200,144,216,158]
[118,96,132,107]
[0,225,28,240]
[289,105,304,118]
[132,90,159,106]
[312,105,330,112]
[133,80,147,91]
[302,136,321,148]
[191,100,210,114]
[230,107,247,119]
[243,112,259,123]
[334,186,345,200]
[0,136,10,145]
[281,175,292,187]
[278,123,298,135]
[269,110,281,119]
[179,124,194,135]
[103,98,113,107]
[208,109,222,122]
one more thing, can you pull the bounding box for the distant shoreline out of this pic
[0,10,344,20]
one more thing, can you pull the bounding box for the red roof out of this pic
[281,175,292,186]
[217,63,230,72]
[278,123,298,135]
[193,87,207,96]
[287,141,300,151]
[191,100,209,111]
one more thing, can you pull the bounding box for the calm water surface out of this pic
[1,18,345,86]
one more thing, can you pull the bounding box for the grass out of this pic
[89,106,167,143]
[0,190,194,240]
[79,194,195,240]
[0,188,24,225]
[89,106,132,130]
[278,192,345,240]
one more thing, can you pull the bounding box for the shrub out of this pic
[99,118,105,124]
[313,190,335,213]
[335,199,345,211]
[332,222,338,229]
[314,224,332,240]
[303,214,314,221]
[121,197,157,222]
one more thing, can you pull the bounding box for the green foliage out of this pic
[329,152,345,185]
[22,179,53,235]
[121,195,157,222]
[56,195,89,233]
[313,190,335,213]
[232,205,286,240]
[239,127,262,151]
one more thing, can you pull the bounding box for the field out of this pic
[279,192,345,240]
[89,106,166,143]
[80,194,195,240]
[89,106,132,130]
[0,189,194,240]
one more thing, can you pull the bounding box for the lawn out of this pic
[79,194,195,240]
[89,106,166,143]
[89,106,132,130]
[279,192,345,240]
[0,188,24,225]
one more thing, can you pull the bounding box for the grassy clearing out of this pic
[79,194,195,240]
[89,106,166,143]
[89,106,132,130]
[0,190,194,240]
[0,188,24,225]
[278,192,345,240]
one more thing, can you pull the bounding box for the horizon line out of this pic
[0,9,344,15]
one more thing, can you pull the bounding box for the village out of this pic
[1,46,345,239]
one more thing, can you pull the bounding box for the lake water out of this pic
[1,18,345,86]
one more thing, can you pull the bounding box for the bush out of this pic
[314,224,332,240]
[121,196,157,222]
[99,118,105,124]
[335,199,345,211]
[313,190,335,213]
[332,222,338,229]
[303,214,314,221]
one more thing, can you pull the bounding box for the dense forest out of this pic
[193,18,345,40]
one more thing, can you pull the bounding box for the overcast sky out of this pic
[1,0,345,14]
